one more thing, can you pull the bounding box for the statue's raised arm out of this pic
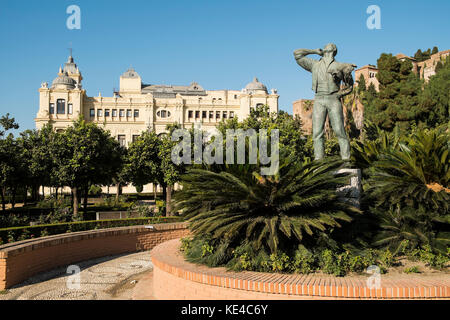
[293,48,323,72]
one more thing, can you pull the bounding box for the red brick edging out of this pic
[151,239,450,300]
[0,222,189,290]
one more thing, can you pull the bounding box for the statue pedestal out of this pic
[336,168,362,208]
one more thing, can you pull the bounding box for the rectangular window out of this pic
[195,111,200,119]
[132,135,140,143]
[223,111,227,119]
[127,109,132,117]
[112,109,117,117]
[97,109,103,117]
[90,108,95,118]
[134,109,139,118]
[216,111,221,119]
[188,110,193,118]
[119,109,125,117]
[56,99,65,114]
[202,111,207,118]
[209,111,213,119]
[118,135,126,147]
[49,103,55,114]
[105,109,110,117]
[68,103,73,115]
[234,94,238,99]
[230,111,235,118]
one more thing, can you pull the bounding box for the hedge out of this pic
[0,216,184,244]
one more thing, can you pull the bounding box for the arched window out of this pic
[156,110,171,118]
[57,99,65,114]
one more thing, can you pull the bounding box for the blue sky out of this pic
[0,0,449,134]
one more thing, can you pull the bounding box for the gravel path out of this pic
[0,251,154,300]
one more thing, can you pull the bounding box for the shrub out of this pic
[348,255,371,273]
[266,252,290,272]
[291,245,316,274]
[417,245,449,269]
[404,266,420,274]
[201,243,214,258]
[18,229,31,241]
[0,216,183,244]
[320,249,344,276]
[238,253,252,271]
[128,203,156,218]
[88,185,103,196]
[378,249,395,268]
[180,237,192,253]
[40,228,49,237]
[366,128,450,254]
[156,200,166,215]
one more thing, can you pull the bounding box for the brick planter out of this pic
[151,239,450,300]
[0,222,189,290]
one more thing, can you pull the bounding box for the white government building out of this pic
[35,54,279,193]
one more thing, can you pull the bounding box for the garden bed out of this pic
[151,239,450,300]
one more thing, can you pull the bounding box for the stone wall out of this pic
[0,222,189,290]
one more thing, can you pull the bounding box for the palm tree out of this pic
[174,155,361,256]
[367,128,449,213]
[366,128,450,253]
[371,205,449,254]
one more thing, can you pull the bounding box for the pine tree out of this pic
[414,49,423,61]
[357,74,366,94]
[364,53,424,133]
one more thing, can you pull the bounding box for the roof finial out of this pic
[67,43,74,63]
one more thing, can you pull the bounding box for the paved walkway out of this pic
[0,252,154,300]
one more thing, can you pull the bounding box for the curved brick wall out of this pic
[152,239,450,300]
[0,222,189,290]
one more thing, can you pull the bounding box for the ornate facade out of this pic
[35,55,279,148]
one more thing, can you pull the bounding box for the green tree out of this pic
[217,105,306,160]
[126,125,186,216]
[420,56,450,127]
[52,118,122,217]
[365,53,424,133]
[357,74,366,94]
[431,46,439,55]
[0,114,20,210]
[18,124,59,203]
[415,48,432,62]
[0,114,19,137]
[0,135,22,211]
[435,61,444,73]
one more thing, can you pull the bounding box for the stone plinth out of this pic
[336,168,362,208]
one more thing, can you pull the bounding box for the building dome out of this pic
[51,72,76,89]
[244,77,267,93]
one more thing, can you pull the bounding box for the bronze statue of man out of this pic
[293,43,356,160]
